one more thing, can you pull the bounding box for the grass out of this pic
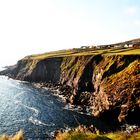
[24,48,140,60]
[0,130,23,140]
[56,131,140,140]
[56,132,110,140]
[0,130,139,140]
[106,131,140,140]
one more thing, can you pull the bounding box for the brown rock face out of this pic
[60,55,103,104]
[0,57,62,83]
[0,54,140,124]
[60,55,140,123]
[23,58,62,82]
[91,55,140,123]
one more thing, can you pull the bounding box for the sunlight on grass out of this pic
[0,130,23,140]
[56,131,140,140]
[25,48,140,60]
[0,129,139,139]
[56,132,110,140]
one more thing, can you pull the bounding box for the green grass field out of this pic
[25,47,140,60]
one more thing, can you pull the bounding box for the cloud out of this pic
[125,6,137,15]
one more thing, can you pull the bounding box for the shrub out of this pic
[0,130,23,140]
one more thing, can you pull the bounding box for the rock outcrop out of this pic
[0,54,140,125]
[1,58,62,83]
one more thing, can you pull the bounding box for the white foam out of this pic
[29,116,55,126]
[22,104,39,116]
[64,103,75,110]
[13,91,25,99]
[14,100,22,105]
[14,119,25,123]
[14,101,39,116]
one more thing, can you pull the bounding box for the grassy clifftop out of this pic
[25,47,140,60]
[24,38,140,60]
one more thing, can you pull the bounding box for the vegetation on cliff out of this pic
[0,129,140,140]
[56,131,140,140]
[26,47,140,60]
[0,130,23,140]
[55,124,140,140]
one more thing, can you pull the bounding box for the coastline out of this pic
[31,81,140,137]
[32,82,93,116]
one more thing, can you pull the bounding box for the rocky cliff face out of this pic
[60,55,140,124]
[1,54,140,124]
[1,58,62,83]
[91,55,140,123]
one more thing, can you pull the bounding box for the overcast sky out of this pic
[0,0,140,67]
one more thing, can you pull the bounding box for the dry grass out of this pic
[0,130,23,140]
[56,131,140,140]
[56,132,110,140]
[0,130,139,140]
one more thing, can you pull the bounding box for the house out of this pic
[124,44,128,48]
[128,44,133,48]
[114,45,120,48]
[81,46,90,49]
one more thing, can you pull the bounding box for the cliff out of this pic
[1,46,140,125]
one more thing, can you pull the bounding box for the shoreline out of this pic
[30,81,140,134]
[32,82,93,116]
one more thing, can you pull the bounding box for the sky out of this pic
[0,0,140,67]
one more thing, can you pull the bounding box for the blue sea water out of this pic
[0,76,105,139]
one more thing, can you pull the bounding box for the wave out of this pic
[14,100,39,117]
[29,116,55,126]
[13,100,55,127]
[14,100,22,105]
[13,91,25,99]
[64,103,92,115]
[13,119,25,123]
